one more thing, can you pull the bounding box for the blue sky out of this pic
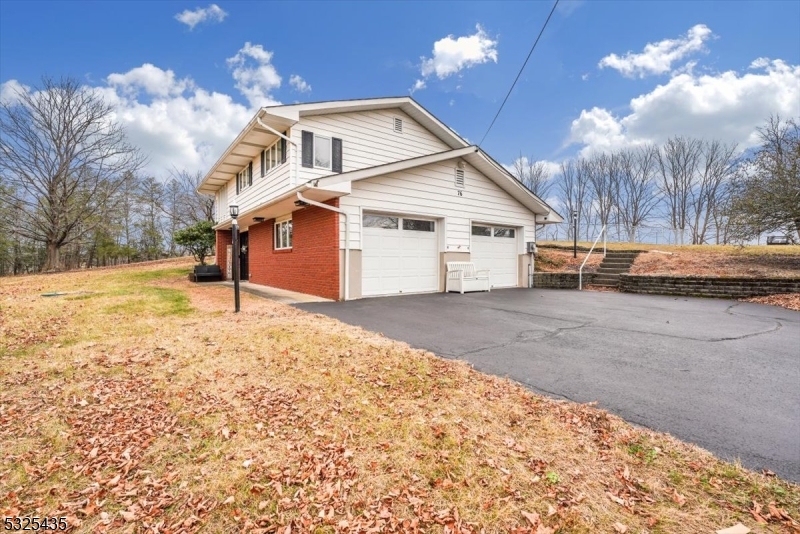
[2,0,799,179]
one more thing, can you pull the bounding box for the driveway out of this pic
[296,289,800,482]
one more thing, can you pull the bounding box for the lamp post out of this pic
[230,204,240,313]
[572,210,578,259]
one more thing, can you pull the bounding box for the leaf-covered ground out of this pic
[1,259,798,533]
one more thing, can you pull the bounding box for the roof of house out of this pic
[197,96,467,194]
[198,96,562,223]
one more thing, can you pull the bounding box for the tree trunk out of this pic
[42,242,60,272]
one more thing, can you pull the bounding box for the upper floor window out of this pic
[301,130,343,173]
[261,137,286,177]
[236,162,252,194]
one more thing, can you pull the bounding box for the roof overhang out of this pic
[198,97,469,195]
[307,146,563,224]
[213,184,348,231]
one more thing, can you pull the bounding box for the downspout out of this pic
[296,191,350,301]
[256,112,298,185]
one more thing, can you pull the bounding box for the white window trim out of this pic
[314,134,332,170]
[274,218,293,250]
[262,137,286,177]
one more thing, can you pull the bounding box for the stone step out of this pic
[597,267,629,274]
[599,261,635,268]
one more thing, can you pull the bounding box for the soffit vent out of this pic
[455,168,465,189]
[393,117,403,133]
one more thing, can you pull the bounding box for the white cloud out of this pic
[93,64,252,178]
[409,79,426,94]
[107,64,192,97]
[503,156,561,180]
[598,24,713,78]
[174,3,227,30]
[0,79,29,104]
[226,42,282,107]
[570,58,800,156]
[289,74,311,93]
[414,24,498,90]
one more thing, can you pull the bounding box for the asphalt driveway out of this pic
[296,289,800,482]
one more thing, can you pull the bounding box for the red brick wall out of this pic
[248,199,340,300]
[215,229,232,279]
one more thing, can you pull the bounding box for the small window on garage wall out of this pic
[494,227,515,238]
[402,219,435,232]
[471,225,491,236]
[363,214,398,229]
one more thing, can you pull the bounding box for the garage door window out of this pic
[494,227,515,238]
[471,225,491,236]
[403,219,435,232]
[363,214,398,229]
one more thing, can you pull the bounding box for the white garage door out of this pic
[471,225,518,288]
[362,213,439,296]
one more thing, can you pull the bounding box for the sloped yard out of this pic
[1,259,798,533]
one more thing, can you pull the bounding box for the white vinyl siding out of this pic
[338,160,535,255]
[294,109,451,182]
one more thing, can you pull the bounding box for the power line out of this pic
[479,0,560,147]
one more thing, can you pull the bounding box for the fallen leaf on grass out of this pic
[671,489,687,506]
[119,510,137,522]
[223,495,235,505]
[613,522,628,533]
[521,510,540,526]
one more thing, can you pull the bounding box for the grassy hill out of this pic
[1,259,798,532]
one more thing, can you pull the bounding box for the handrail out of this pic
[579,225,606,291]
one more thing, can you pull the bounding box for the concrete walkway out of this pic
[218,280,332,304]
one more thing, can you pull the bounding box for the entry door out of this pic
[471,225,518,288]
[239,232,249,281]
[362,214,438,296]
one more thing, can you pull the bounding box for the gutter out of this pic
[296,192,350,301]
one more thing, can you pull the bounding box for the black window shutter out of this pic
[261,150,265,176]
[301,130,313,168]
[248,162,253,186]
[332,138,342,173]
[236,172,240,195]
[280,137,287,164]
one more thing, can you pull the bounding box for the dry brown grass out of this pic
[2,259,799,533]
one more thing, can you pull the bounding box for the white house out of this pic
[198,97,562,300]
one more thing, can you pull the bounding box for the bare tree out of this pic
[656,137,701,244]
[557,159,590,242]
[168,168,215,224]
[728,116,800,241]
[616,145,659,242]
[689,140,738,244]
[512,155,553,200]
[586,153,617,238]
[0,77,145,270]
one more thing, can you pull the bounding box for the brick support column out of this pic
[215,229,232,280]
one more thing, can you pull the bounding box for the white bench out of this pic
[446,262,490,294]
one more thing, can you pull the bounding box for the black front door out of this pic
[239,232,249,281]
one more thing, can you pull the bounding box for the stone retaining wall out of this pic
[534,272,596,289]
[619,275,800,298]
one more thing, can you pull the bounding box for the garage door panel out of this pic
[471,227,518,288]
[362,216,438,296]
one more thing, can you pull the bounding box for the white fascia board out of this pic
[198,110,298,194]
[309,146,479,188]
